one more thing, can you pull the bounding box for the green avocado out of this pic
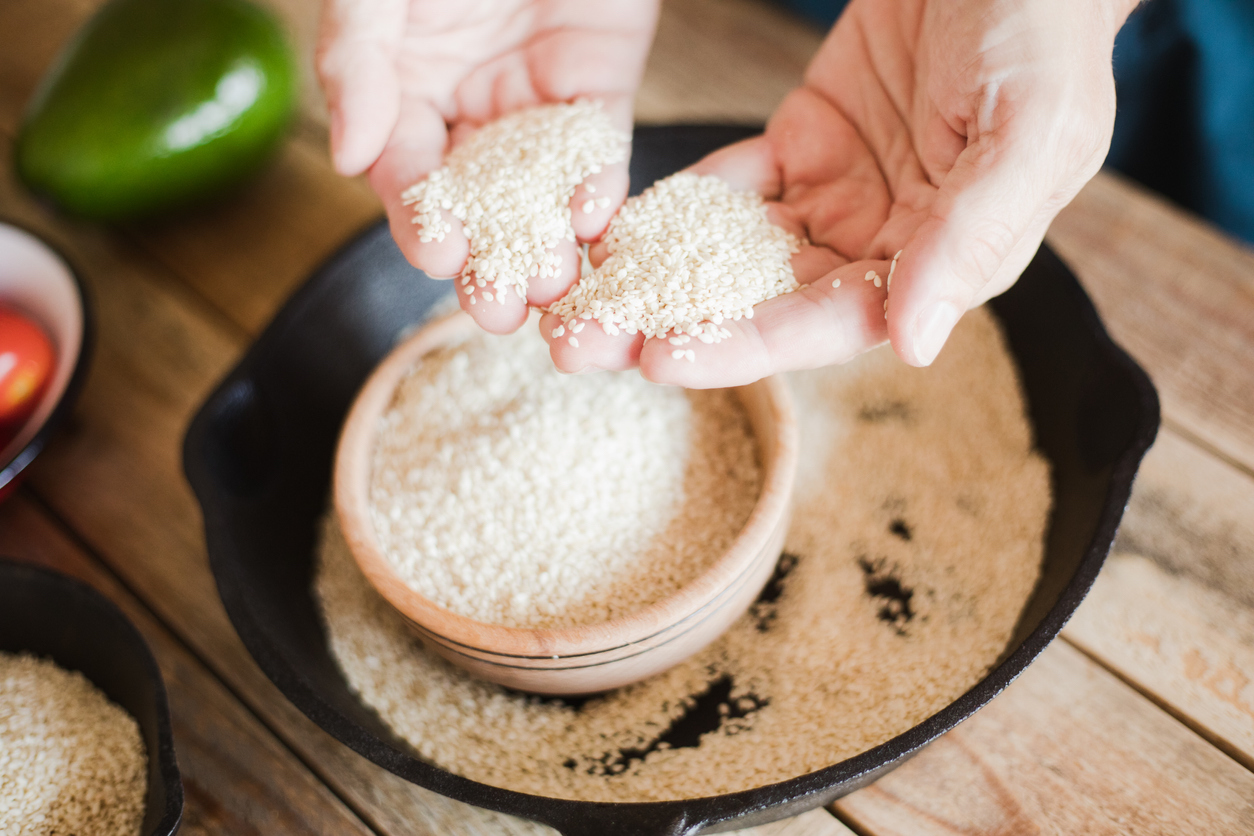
[15,0,296,220]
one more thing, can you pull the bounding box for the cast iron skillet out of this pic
[0,559,184,836]
[183,125,1160,836]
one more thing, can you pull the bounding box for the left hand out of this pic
[544,0,1136,384]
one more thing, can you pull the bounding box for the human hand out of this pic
[544,0,1137,384]
[316,0,658,333]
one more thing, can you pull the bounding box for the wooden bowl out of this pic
[334,312,798,695]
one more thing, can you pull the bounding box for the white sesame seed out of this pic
[582,200,596,214]
[832,278,841,288]
[671,349,685,359]
[552,326,565,339]
[402,102,627,301]
[318,308,1050,804]
[551,173,802,345]
[569,337,579,348]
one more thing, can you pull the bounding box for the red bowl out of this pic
[0,222,92,501]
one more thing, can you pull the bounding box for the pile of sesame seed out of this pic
[317,307,1052,801]
[368,323,762,629]
[548,172,802,348]
[401,101,627,303]
[0,652,147,835]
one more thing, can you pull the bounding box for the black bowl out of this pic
[0,559,183,836]
[183,125,1159,836]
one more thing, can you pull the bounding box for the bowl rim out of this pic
[333,310,799,659]
[0,557,184,836]
[0,219,94,492]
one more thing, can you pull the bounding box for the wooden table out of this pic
[2,1,1253,833]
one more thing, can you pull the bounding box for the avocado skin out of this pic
[15,0,296,220]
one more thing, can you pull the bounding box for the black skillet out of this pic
[0,559,184,836]
[183,125,1160,836]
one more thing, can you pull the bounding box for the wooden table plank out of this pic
[1064,552,1254,771]
[833,641,1254,836]
[1049,173,1254,475]
[128,132,381,334]
[0,495,376,836]
[1113,429,1254,611]
[1059,428,1254,771]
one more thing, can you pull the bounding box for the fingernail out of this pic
[912,301,962,366]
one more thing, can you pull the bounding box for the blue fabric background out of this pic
[774,0,1254,244]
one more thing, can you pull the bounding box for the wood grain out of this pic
[1113,429,1254,611]
[0,494,375,836]
[1049,172,1254,475]
[832,641,1254,836]
[126,134,381,334]
[1064,552,1254,771]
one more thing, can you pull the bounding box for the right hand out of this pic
[316,0,659,334]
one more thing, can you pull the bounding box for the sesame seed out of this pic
[402,102,627,301]
[552,326,565,338]
[1,652,147,835]
[317,308,1050,803]
[550,173,803,345]
[832,278,841,288]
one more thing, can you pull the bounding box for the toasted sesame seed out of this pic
[1,652,147,835]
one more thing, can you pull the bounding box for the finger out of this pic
[886,135,1059,367]
[460,280,529,334]
[790,243,849,285]
[369,101,472,279]
[540,312,644,373]
[316,0,407,175]
[686,135,783,198]
[526,238,582,307]
[570,160,630,242]
[639,260,890,388]
[589,240,609,268]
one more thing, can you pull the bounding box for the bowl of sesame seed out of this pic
[333,310,798,695]
[0,559,183,836]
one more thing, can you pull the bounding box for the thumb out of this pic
[887,133,1055,367]
[316,0,408,176]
